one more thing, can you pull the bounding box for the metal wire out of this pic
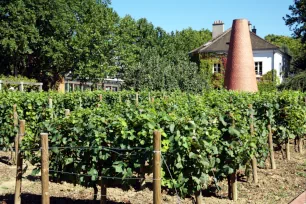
[161,153,181,204]
[48,146,151,156]
[48,145,149,151]
[49,169,153,181]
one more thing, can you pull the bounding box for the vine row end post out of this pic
[14,120,25,204]
[41,133,50,204]
[153,130,161,204]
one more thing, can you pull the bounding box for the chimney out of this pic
[248,21,252,31]
[252,26,257,34]
[212,20,224,38]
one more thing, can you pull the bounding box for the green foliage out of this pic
[283,0,306,73]
[0,90,305,198]
[279,71,306,91]
[200,55,226,89]
[265,34,306,73]
[123,48,208,92]
[257,70,279,92]
[283,0,306,43]
[0,0,116,88]
[0,75,37,83]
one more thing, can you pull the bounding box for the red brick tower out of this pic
[224,19,258,92]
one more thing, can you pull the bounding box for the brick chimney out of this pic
[212,20,224,38]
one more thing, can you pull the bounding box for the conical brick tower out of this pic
[224,19,258,92]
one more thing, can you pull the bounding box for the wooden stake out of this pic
[48,98,52,109]
[229,172,237,201]
[135,93,139,106]
[41,133,50,204]
[48,98,53,120]
[249,104,258,183]
[13,104,18,164]
[151,97,155,103]
[99,94,102,102]
[268,124,276,169]
[14,120,25,204]
[65,109,70,117]
[195,190,202,204]
[251,158,258,183]
[286,138,290,160]
[100,179,107,204]
[153,130,161,204]
[298,138,303,154]
[13,104,18,126]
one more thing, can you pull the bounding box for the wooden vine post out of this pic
[13,104,18,164]
[97,94,102,107]
[298,96,306,154]
[48,98,53,120]
[248,104,258,183]
[99,94,103,102]
[286,138,290,161]
[14,120,25,204]
[65,109,70,117]
[100,178,107,204]
[41,133,50,204]
[195,190,202,204]
[268,124,276,169]
[135,93,139,106]
[228,112,237,201]
[298,137,304,154]
[153,130,161,204]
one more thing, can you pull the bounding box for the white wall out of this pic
[252,50,286,83]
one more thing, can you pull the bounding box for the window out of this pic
[255,62,262,76]
[112,87,118,92]
[213,63,221,73]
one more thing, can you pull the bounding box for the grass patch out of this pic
[296,172,306,178]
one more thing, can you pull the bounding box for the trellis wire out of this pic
[161,153,181,204]
[49,169,153,181]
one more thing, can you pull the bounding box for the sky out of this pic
[110,0,294,38]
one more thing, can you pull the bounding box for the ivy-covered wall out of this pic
[199,53,227,89]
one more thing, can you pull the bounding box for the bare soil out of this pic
[0,142,305,204]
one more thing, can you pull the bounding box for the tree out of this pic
[265,34,305,73]
[123,48,208,92]
[283,0,306,73]
[0,0,116,88]
[283,0,306,43]
[70,1,119,83]
[174,28,211,53]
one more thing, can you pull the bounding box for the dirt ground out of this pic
[0,142,305,204]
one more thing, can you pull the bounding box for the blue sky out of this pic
[111,0,294,38]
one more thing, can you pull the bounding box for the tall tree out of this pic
[283,0,306,43]
[283,0,306,73]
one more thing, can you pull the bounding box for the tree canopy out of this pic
[283,0,306,43]
[0,0,211,91]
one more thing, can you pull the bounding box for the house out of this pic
[190,20,291,83]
